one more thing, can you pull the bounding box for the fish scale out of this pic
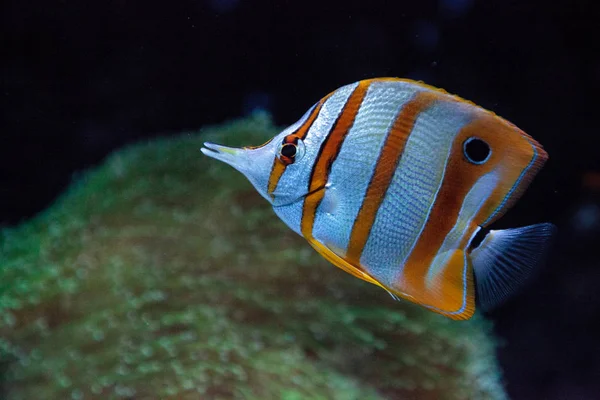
[361,98,467,289]
[202,78,556,320]
[313,82,414,257]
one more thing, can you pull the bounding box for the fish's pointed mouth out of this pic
[201,142,248,170]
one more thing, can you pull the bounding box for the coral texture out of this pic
[0,113,506,399]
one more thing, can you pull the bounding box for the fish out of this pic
[201,78,556,320]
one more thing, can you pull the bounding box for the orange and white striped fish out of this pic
[201,78,556,320]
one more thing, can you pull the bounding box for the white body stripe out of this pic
[202,78,550,321]
[252,104,318,200]
[360,98,473,288]
[312,81,416,254]
[425,170,500,287]
[272,82,359,236]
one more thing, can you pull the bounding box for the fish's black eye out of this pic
[463,137,491,164]
[277,135,306,165]
[281,143,297,158]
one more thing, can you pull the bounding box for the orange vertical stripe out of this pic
[267,161,286,198]
[266,95,331,199]
[301,81,370,238]
[398,106,538,318]
[346,91,437,263]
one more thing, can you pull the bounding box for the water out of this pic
[1,0,599,399]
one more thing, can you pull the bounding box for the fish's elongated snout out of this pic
[201,140,279,204]
[201,142,250,172]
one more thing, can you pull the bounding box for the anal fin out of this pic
[306,238,407,302]
[471,223,557,311]
[420,249,475,320]
[305,237,387,290]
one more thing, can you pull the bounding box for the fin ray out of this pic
[306,238,419,304]
[471,223,557,311]
[305,237,387,289]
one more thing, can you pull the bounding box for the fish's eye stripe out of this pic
[267,159,286,199]
[346,91,437,264]
[246,100,321,151]
[266,97,329,199]
[295,95,333,139]
[300,81,371,238]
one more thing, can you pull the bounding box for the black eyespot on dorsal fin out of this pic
[463,137,491,164]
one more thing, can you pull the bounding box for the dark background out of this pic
[2,0,600,398]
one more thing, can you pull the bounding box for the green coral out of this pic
[0,112,506,399]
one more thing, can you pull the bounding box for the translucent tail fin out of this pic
[471,223,557,311]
